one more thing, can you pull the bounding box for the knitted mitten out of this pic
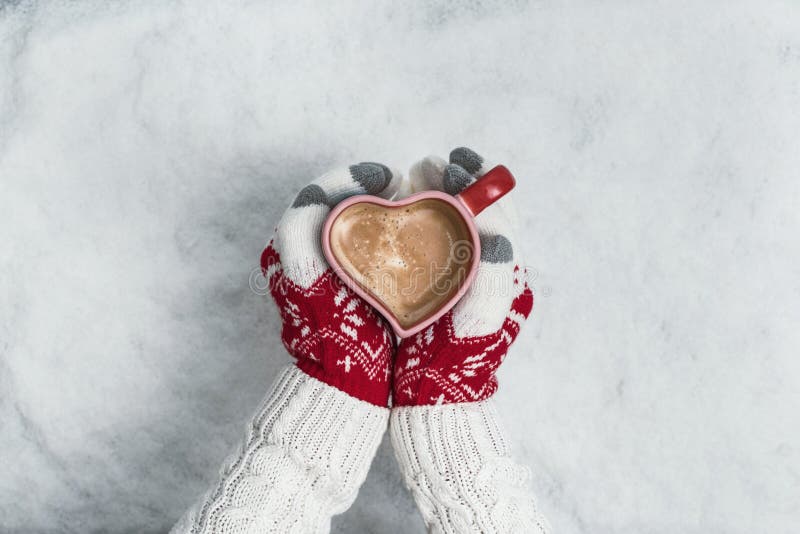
[394,149,533,406]
[261,163,401,406]
[172,164,401,534]
[390,148,550,533]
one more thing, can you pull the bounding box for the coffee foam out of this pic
[329,199,474,328]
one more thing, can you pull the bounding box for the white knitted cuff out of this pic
[390,401,550,534]
[172,365,389,534]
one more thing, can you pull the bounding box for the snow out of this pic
[1,1,799,532]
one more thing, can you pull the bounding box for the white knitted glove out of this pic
[390,148,551,533]
[172,163,402,534]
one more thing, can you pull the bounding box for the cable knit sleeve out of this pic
[171,365,389,534]
[390,401,550,534]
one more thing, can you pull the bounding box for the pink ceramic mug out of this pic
[322,165,516,337]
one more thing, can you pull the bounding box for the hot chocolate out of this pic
[328,199,474,328]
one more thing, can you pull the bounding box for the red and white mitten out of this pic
[172,163,401,534]
[395,149,532,406]
[390,148,550,533]
[261,163,401,406]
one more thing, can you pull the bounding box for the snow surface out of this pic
[1,1,799,532]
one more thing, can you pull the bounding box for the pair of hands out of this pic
[260,148,533,408]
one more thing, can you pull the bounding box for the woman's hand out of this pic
[394,148,533,406]
[388,149,549,534]
[261,162,401,406]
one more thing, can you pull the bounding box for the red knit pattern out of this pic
[393,267,533,406]
[261,244,394,407]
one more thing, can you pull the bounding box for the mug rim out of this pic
[321,190,481,338]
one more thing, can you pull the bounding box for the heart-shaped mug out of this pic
[322,165,515,337]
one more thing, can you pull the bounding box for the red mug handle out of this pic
[456,165,516,217]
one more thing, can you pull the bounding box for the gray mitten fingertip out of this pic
[351,162,392,194]
[449,147,484,175]
[292,184,328,208]
[479,234,514,263]
[442,164,475,196]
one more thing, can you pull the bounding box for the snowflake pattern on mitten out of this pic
[394,266,532,405]
[261,163,401,406]
[262,244,393,405]
[394,148,533,406]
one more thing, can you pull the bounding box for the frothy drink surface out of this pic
[329,199,474,328]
